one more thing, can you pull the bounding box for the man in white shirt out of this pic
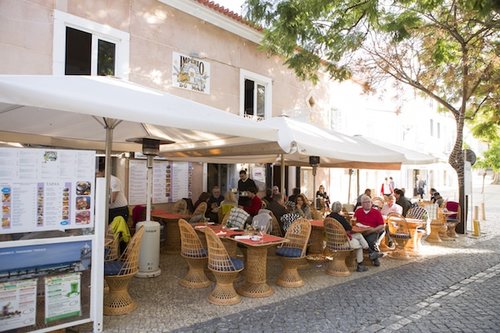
[380,195,403,216]
[97,164,129,224]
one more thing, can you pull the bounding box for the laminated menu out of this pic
[0,148,95,234]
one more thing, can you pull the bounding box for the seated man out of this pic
[353,195,385,266]
[394,189,412,217]
[380,195,403,216]
[267,193,288,233]
[328,201,370,272]
[242,187,262,217]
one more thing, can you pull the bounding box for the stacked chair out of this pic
[178,219,210,288]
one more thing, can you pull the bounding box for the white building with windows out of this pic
[0,0,459,204]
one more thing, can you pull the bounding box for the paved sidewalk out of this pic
[82,181,500,332]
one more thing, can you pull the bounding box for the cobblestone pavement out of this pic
[173,237,500,333]
[87,181,499,333]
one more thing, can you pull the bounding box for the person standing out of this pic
[417,177,426,199]
[237,169,257,208]
[380,177,393,197]
[97,164,129,224]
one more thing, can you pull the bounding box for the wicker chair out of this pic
[386,213,411,259]
[276,218,311,288]
[445,201,461,238]
[324,218,353,277]
[104,226,120,261]
[178,219,210,288]
[103,226,145,316]
[172,199,188,214]
[205,227,244,305]
[269,212,283,237]
[193,202,207,217]
[310,206,324,220]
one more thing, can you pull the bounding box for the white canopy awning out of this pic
[352,136,439,165]
[160,116,405,170]
[0,75,278,151]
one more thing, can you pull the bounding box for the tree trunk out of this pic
[449,116,466,234]
[492,172,500,185]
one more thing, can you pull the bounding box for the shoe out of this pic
[372,258,381,266]
[356,264,368,272]
[369,251,383,260]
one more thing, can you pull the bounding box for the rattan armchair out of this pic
[103,226,145,316]
[205,227,244,305]
[386,213,411,259]
[178,219,210,288]
[310,206,324,220]
[172,199,188,214]
[193,202,207,217]
[324,218,353,277]
[276,218,311,288]
[269,212,283,237]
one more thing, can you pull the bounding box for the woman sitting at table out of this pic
[293,194,312,219]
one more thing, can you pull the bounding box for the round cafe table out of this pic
[151,209,191,254]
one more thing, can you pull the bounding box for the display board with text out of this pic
[0,148,95,234]
[128,160,192,205]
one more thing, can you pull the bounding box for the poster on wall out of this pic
[45,273,81,323]
[0,148,95,234]
[128,160,192,205]
[172,51,211,94]
[0,279,37,331]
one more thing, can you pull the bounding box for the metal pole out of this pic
[280,154,285,196]
[104,125,113,226]
[146,155,153,221]
[348,169,352,203]
[356,169,360,199]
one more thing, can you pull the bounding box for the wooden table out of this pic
[384,216,425,255]
[151,209,191,254]
[232,234,288,298]
[194,225,244,257]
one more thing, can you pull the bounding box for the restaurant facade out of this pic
[0,0,458,204]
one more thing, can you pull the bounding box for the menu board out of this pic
[0,279,37,331]
[128,160,192,205]
[45,273,81,323]
[0,148,95,234]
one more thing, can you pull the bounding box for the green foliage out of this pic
[475,140,500,171]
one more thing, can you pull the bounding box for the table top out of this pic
[231,234,289,247]
[309,220,324,228]
[151,209,191,220]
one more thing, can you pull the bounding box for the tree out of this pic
[245,0,500,232]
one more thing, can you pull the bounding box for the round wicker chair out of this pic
[172,199,188,214]
[386,213,411,259]
[178,219,210,288]
[103,226,145,316]
[324,218,354,277]
[276,218,311,288]
[204,227,244,305]
[445,201,461,238]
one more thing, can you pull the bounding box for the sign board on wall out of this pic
[172,51,211,94]
[128,160,192,205]
[0,148,95,234]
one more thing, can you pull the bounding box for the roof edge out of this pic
[159,0,263,44]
